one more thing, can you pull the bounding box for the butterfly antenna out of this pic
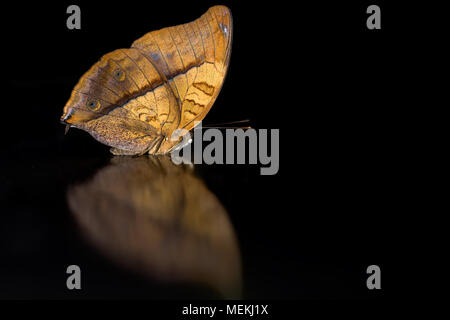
[202,119,251,129]
[203,119,250,126]
[202,126,252,129]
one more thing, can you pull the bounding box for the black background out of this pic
[0,0,429,304]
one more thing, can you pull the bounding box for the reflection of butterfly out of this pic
[68,156,242,298]
[61,6,232,155]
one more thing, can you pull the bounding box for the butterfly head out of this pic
[60,90,102,128]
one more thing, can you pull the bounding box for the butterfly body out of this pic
[61,5,232,155]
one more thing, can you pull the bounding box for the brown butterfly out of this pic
[61,5,232,155]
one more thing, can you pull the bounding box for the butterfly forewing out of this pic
[62,5,232,155]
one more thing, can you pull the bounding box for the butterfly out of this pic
[61,5,232,155]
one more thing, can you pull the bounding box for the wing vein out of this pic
[121,49,160,116]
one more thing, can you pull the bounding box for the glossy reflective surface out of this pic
[0,141,382,299]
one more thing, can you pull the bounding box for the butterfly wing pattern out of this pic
[61,5,232,155]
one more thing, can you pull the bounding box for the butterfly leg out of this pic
[149,136,164,155]
[134,136,164,157]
